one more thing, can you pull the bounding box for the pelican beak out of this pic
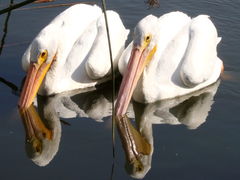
[18,52,55,109]
[116,44,157,116]
[19,104,53,153]
[115,44,155,170]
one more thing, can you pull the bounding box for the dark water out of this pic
[0,0,240,179]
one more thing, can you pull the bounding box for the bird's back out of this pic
[180,15,220,87]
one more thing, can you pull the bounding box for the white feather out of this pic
[119,11,223,103]
[22,4,129,95]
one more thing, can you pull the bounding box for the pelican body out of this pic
[19,4,129,109]
[116,12,223,116]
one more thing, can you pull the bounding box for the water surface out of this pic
[0,0,240,179]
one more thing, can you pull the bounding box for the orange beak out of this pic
[115,44,156,170]
[18,60,53,109]
[116,44,157,116]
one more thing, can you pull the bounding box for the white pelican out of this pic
[116,12,223,116]
[18,4,129,109]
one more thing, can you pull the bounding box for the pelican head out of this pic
[116,15,159,115]
[19,28,58,109]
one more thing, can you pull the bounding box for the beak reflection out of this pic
[19,104,53,154]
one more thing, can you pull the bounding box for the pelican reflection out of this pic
[123,80,220,179]
[19,96,61,166]
[18,82,120,166]
[18,80,220,178]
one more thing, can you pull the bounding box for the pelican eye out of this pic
[38,50,48,65]
[41,52,46,58]
[145,35,151,43]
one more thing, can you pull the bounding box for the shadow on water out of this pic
[18,79,220,179]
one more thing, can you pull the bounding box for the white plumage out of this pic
[19,4,129,109]
[116,12,223,116]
